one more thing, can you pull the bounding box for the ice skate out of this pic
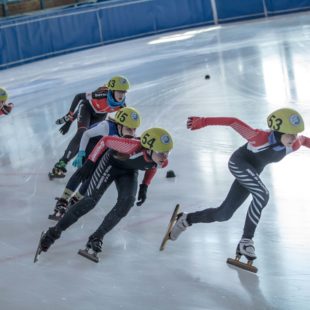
[48,160,67,180]
[33,227,61,263]
[33,231,45,263]
[169,210,189,240]
[78,235,103,263]
[159,204,180,251]
[48,197,68,221]
[67,195,79,209]
[226,238,258,273]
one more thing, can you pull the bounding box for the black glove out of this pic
[55,112,74,125]
[75,159,96,181]
[59,121,72,135]
[136,184,148,206]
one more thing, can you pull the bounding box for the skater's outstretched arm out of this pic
[292,135,310,150]
[0,102,14,116]
[187,116,259,141]
[88,138,107,163]
[103,136,142,155]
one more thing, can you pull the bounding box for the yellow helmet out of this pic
[114,107,141,129]
[0,87,8,101]
[107,76,130,91]
[141,128,173,153]
[267,108,304,134]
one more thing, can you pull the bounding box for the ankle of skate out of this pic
[169,213,189,241]
[237,238,257,260]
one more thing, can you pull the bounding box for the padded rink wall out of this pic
[1,0,310,69]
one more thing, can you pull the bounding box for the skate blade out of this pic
[48,172,65,180]
[78,249,99,263]
[34,231,45,263]
[48,213,62,221]
[159,204,180,251]
[226,257,258,273]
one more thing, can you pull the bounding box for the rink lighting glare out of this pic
[148,27,220,45]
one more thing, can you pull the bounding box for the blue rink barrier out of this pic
[1,0,310,69]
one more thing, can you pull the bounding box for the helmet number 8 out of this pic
[142,133,155,149]
[268,114,283,131]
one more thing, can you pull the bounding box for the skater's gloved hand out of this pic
[136,184,148,206]
[76,159,95,181]
[187,117,208,130]
[55,112,74,125]
[1,103,14,115]
[73,150,86,168]
[59,121,72,135]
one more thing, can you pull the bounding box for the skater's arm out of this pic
[292,135,310,150]
[79,121,110,152]
[88,137,107,163]
[0,103,14,116]
[187,116,258,141]
[103,136,142,155]
[142,167,157,186]
[69,93,87,114]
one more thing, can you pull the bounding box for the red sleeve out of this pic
[142,168,157,186]
[0,103,14,115]
[292,135,310,150]
[88,137,107,162]
[199,117,258,141]
[103,136,142,154]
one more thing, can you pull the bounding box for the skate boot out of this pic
[237,238,257,261]
[169,213,190,241]
[48,197,68,221]
[67,195,79,209]
[226,238,258,273]
[48,160,67,180]
[78,234,103,263]
[34,227,61,263]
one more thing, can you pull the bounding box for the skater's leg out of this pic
[187,180,250,224]
[43,155,116,251]
[90,171,138,240]
[57,155,116,232]
[52,102,91,175]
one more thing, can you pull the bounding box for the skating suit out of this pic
[56,137,167,238]
[187,117,310,239]
[65,119,120,193]
[60,88,126,163]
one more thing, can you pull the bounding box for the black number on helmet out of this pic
[268,114,283,131]
[142,133,155,149]
[108,80,115,88]
[119,111,128,122]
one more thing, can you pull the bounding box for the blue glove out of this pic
[72,151,86,168]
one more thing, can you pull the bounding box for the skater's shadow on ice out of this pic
[227,264,276,309]
[170,268,272,310]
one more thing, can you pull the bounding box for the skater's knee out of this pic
[216,212,234,222]
[72,197,96,217]
[116,196,135,217]
[255,189,269,207]
[213,206,235,221]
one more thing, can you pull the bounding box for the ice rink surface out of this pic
[1,11,310,310]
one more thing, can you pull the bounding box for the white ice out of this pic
[1,12,310,310]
